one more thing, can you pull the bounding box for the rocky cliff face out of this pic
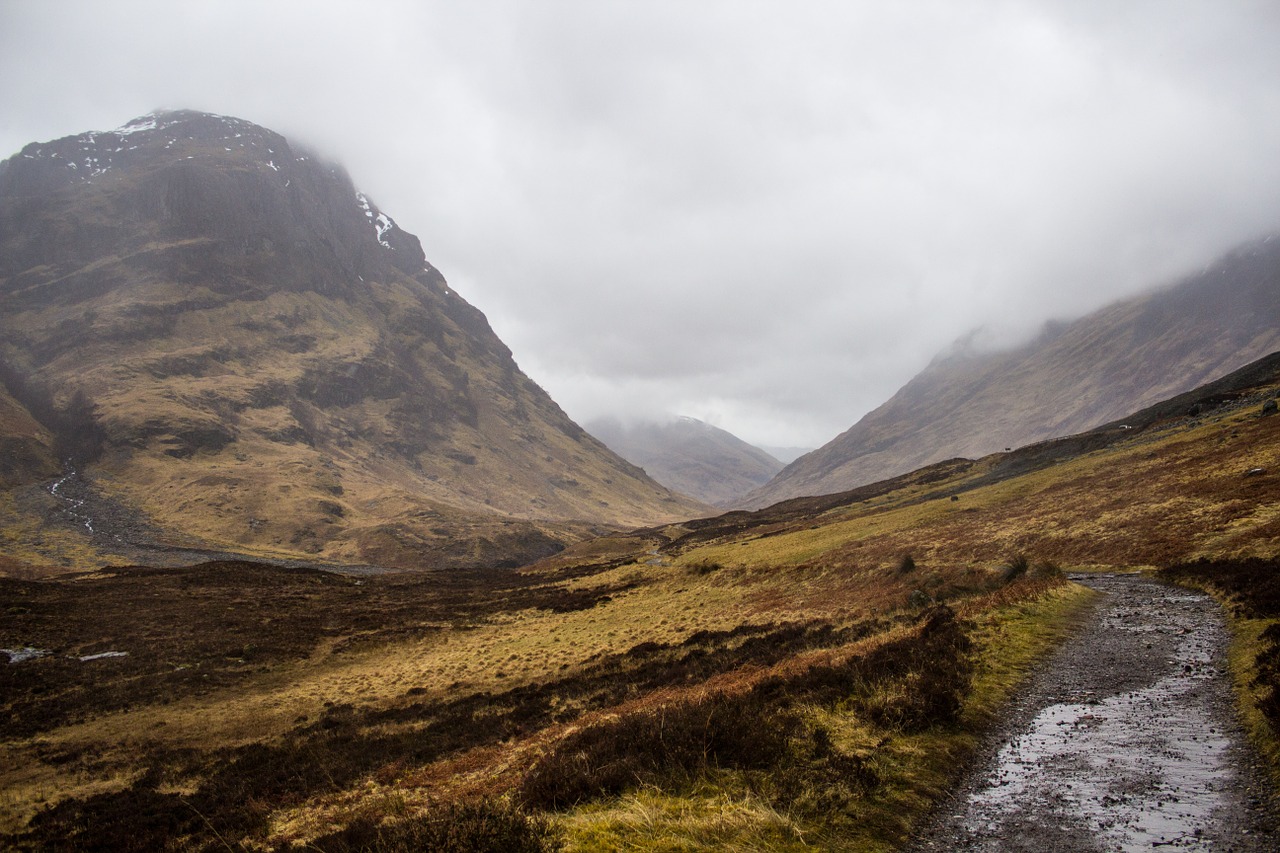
[744,235,1280,507]
[0,111,705,568]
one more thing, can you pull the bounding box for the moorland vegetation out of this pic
[2,351,1278,850]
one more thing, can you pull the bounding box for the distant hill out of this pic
[0,110,706,569]
[587,416,783,507]
[744,235,1280,507]
[759,445,814,465]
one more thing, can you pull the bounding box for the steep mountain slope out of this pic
[0,384,57,489]
[587,416,783,506]
[745,236,1280,507]
[0,110,705,568]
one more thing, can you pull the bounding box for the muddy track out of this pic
[909,573,1278,852]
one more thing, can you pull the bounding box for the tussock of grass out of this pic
[559,785,809,853]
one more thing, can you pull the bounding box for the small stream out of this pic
[48,468,95,534]
[39,467,396,574]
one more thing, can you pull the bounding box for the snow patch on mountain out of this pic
[113,115,159,136]
[355,192,395,248]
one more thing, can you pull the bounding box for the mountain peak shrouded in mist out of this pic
[743,234,1280,508]
[587,415,783,507]
[2,109,440,291]
[0,111,707,569]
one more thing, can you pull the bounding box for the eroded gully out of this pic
[908,573,1278,852]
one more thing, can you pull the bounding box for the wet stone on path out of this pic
[910,573,1278,852]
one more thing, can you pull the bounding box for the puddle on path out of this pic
[967,614,1230,847]
[77,650,129,662]
[912,574,1274,852]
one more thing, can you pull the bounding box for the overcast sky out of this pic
[3,1,1279,448]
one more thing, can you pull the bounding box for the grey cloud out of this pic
[3,0,1279,448]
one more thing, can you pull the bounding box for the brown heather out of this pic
[1,350,1279,849]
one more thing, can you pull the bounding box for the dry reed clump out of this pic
[518,606,969,813]
[994,553,1063,585]
[997,553,1030,584]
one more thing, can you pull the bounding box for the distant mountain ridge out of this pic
[744,235,1280,507]
[759,445,813,465]
[587,416,782,507]
[0,110,706,568]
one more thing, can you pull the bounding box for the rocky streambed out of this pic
[41,470,393,574]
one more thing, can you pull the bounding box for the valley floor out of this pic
[2,360,1278,850]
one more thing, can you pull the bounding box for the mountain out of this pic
[586,415,783,506]
[0,110,706,569]
[759,445,813,465]
[744,236,1280,507]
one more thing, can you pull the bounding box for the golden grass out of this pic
[806,580,1096,850]
[0,559,773,829]
[675,402,1280,580]
[559,784,810,853]
[543,578,1094,852]
[4,371,1277,849]
[1226,617,1280,783]
[0,754,145,836]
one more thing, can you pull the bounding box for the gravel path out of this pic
[909,573,1278,852]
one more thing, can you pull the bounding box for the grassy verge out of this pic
[830,578,1097,850]
[959,578,1099,723]
[1158,557,1280,783]
[547,578,1096,851]
[1228,618,1280,778]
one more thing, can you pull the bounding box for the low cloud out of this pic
[4,1,1279,448]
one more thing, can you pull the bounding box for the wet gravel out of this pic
[909,573,1279,852]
